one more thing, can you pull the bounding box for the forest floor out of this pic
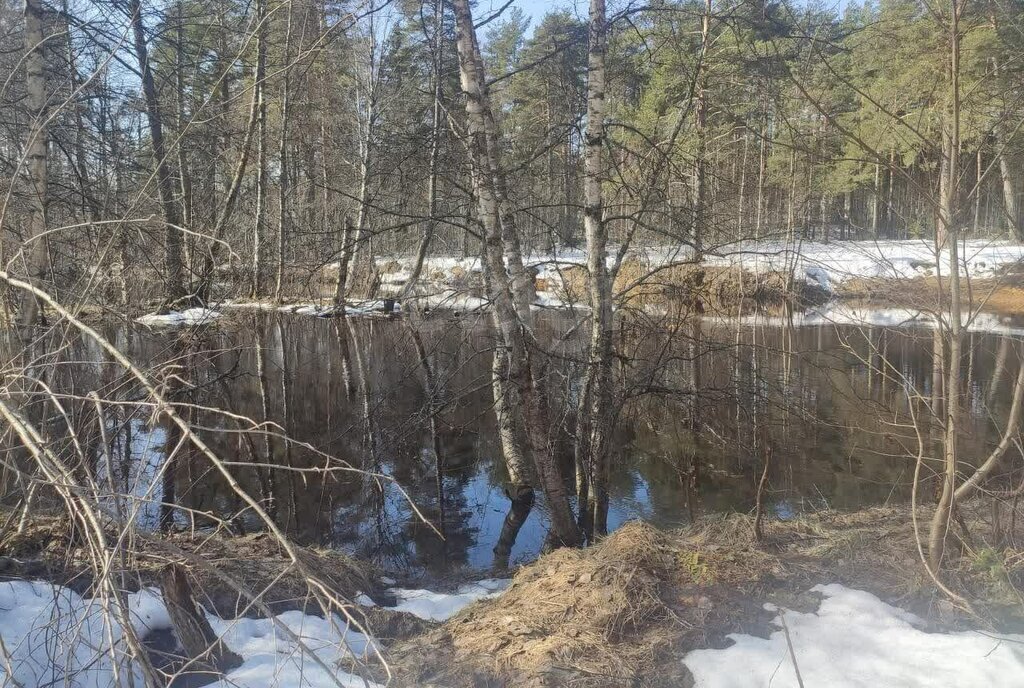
[2,502,1023,687]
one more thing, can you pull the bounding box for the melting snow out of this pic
[0,577,507,687]
[717,304,1024,336]
[135,307,222,327]
[385,579,510,621]
[684,584,1024,688]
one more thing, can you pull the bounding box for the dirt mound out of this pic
[389,522,698,687]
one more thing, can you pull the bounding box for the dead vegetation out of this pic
[5,502,1024,687]
[559,261,830,315]
[838,271,1024,315]
[0,507,383,619]
[386,505,1024,687]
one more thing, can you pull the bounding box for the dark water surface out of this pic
[18,310,1023,579]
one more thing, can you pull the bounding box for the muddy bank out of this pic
[542,262,828,314]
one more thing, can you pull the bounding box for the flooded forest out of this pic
[3,0,1024,686]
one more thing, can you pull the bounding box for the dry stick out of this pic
[753,446,771,542]
[779,612,805,688]
[906,389,977,615]
[954,359,1024,502]
[0,636,26,688]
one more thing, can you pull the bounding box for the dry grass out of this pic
[386,504,1024,687]
[389,522,696,687]
[839,273,1024,315]
[0,507,381,619]
[560,261,829,315]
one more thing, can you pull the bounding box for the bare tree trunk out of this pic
[197,47,262,302]
[929,2,963,573]
[887,149,896,234]
[128,0,185,304]
[691,0,711,260]
[580,0,613,539]
[160,564,242,674]
[336,3,381,306]
[452,0,580,547]
[63,0,103,226]
[871,162,880,235]
[973,149,982,234]
[996,118,1021,240]
[175,1,193,236]
[755,119,766,240]
[991,56,1021,240]
[737,131,748,239]
[251,0,268,296]
[18,0,50,332]
[275,0,293,303]
[403,0,444,298]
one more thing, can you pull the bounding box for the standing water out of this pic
[9,310,1021,579]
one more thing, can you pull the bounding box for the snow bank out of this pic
[683,584,1024,688]
[688,239,1023,290]
[377,240,1024,296]
[136,307,222,327]
[0,577,507,687]
[218,300,401,317]
[721,304,1024,337]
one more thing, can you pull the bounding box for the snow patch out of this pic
[136,307,222,327]
[387,579,510,621]
[0,578,508,687]
[683,584,1024,688]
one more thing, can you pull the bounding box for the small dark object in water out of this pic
[384,298,396,313]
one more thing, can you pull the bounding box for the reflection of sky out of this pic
[99,419,169,529]
[329,462,665,575]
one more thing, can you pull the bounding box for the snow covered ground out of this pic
[684,584,1024,688]
[375,239,1024,295]
[701,239,1024,291]
[0,578,505,688]
[3,578,1020,687]
[142,241,1024,323]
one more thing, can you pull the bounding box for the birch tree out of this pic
[452,0,580,547]
[579,0,613,538]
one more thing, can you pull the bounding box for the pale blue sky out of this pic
[486,0,850,34]
[487,0,582,32]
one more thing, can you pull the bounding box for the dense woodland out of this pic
[2,0,1023,309]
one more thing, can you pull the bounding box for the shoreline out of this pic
[3,502,1021,686]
